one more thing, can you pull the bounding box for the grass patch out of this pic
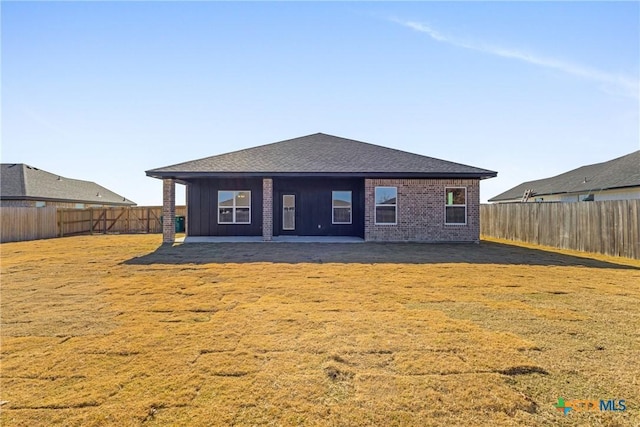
[1,235,639,425]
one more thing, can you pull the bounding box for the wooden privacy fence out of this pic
[0,207,58,243]
[480,200,640,259]
[1,206,186,243]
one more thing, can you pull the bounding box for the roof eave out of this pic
[146,170,497,180]
[489,183,640,202]
[0,195,136,206]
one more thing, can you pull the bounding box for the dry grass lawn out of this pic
[1,235,639,426]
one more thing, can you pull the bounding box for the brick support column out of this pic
[364,178,373,242]
[262,178,273,241]
[162,178,176,244]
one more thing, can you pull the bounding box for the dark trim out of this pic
[147,171,497,180]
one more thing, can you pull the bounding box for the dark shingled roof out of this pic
[146,133,497,179]
[1,164,136,206]
[489,150,640,202]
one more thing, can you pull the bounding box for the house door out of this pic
[282,194,295,231]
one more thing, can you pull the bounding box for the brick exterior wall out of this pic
[364,178,480,242]
[262,178,273,241]
[0,200,34,207]
[162,178,176,244]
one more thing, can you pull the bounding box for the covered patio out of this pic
[178,235,364,243]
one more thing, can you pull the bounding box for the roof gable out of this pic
[146,133,497,179]
[1,164,136,206]
[489,150,640,202]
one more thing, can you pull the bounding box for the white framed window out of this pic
[375,187,397,225]
[35,201,46,208]
[445,187,466,225]
[332,191,352,224]
[218,190,251,224]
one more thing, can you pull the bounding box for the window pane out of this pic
[235,191,250,207]
[376,206,396,224]
[375,187,397,205]
[446,188,465,205]
[235,208,250,223]
[333,207,351,223]
[219,208,233,223]
[218,191,234,206]
[283,195,295,208]
[446,206,466,224]
[332,191,352,207]
[283,206,295,230]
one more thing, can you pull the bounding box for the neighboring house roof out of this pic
[1,164,136,206]
[146,133,497,179]
[489,150,640,202]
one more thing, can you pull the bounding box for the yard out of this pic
[1,235,639,426]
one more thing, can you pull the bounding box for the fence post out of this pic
[58,209,63,237]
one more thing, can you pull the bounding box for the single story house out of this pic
[489,150,640,203]
[146,133,497,243]
[1,163,136,208]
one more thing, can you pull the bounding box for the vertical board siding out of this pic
[187,178,264,237]
[274,177,365,238]
[0,206,186,243]
[1,207,58,243]
[480,200,640,259]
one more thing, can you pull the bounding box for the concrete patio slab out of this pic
[181,236,364,243]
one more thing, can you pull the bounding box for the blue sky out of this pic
[2,1,638,205]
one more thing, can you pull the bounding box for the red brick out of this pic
[364,179,480,242]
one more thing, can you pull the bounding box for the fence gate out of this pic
[1,206,186,243]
